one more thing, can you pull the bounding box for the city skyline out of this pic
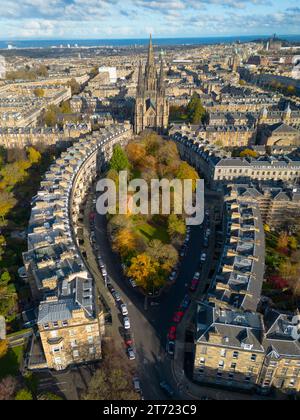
[0,0,300,40]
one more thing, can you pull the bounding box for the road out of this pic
[92,192,221,400]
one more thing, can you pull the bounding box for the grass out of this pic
[136,222,170,244]
[0,345,23,379]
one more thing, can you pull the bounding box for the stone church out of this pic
[134,35,169,134]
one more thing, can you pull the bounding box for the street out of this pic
[92,192,221,400]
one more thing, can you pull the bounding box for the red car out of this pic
[173,311,184,324]
[124,332,133,347]
[168,326,177,341]
[190,279,200,292]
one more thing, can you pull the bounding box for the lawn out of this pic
[0,345,23,379]
[136,222,170,244]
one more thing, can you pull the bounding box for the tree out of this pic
[0,191,17,222]
[60,101,71,114]
[27,147,41,165]
[15,389,33,401]
[67,78,81,95]
[288,236,298,251]
[112,228,140,258]
[176,162,199,192]
[33,88,45,98]
[240,149,258,158]
[127,254,159,289]
[277,232,289,251]
[0,376,17,400]
[126,143,146,166]
[146,240,178,272]
[168,214,186,240]
[43,106,58,127]
[109,145,130,173]
[0,339,8,359]
[187,93,207,124]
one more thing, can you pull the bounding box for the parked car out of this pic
[127,347,136,360]
[101,268,107,277]
[181,295,191,310]
[124,317,131,330]
[204,237,209,248]
[108,284,115,294]
[124,332,133,347]
[173,311,184,323]
[160,381,175,398]
[120,304,128,316]
[169,271,178,282]
[180,245,187,258]
[168,326,177,341]
[133,377,141,393]
[200,253,207,263]
[129,278,137,288]
[190,278,200,292]
[166,340,175,357]
[112,292,121,302]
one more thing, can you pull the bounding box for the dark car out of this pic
[160,381,175,398]
[190,278,200,292]
[181,294,191,310]
[166,340,175,357]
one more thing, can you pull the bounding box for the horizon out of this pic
[1,34,300,42]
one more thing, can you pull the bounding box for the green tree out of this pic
[0,192,17,222]
[60,101,71,114]
[27,147,41,165]
[109,145,130,173]
[15,389,33,400]
[168,214,186,240]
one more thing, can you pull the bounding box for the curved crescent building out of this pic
[23,124,132,371]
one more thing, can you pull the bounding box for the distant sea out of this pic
[1,35,300,50]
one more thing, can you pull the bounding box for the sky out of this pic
[0,0,300,40]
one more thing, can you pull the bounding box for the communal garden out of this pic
[106,131,199,294]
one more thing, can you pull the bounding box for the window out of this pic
[62,321,68,327]
[51,331,58,338]
[218,361,225,369]
[231,363,237,371]
[86,326,92,333]
[88,336,94,345]
[44,324,50,330]
[71,339,77,348]
[251,354,257,362]
[233,352,239,359]
[200,358,205,365]
[220,349,227,358]
[73,350,79,358]
[200,346,207,355]
[89,347,96,355]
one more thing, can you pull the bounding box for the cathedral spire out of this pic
[147,34,154,67]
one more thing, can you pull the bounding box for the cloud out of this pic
[0,0,299,39]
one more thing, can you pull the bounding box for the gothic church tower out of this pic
[134,35,169,134]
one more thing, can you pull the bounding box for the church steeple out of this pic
[145,34,157,92]
[147,34,154,67]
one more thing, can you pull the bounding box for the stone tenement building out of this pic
[23,124,132,371]
[0,124,91,149]
[193,195,300,394]
[134,35,169,134]
[227,183,300,230]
